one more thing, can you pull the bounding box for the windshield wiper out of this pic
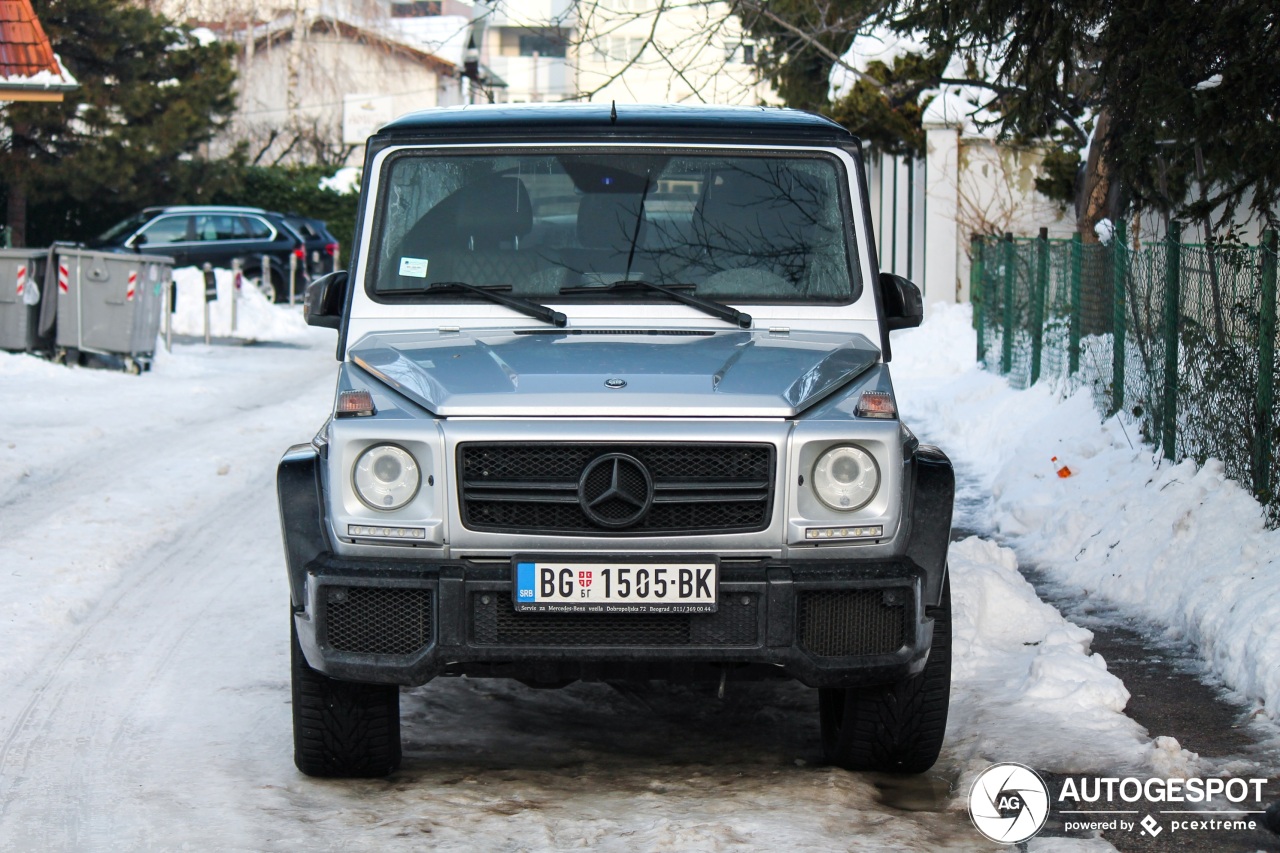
[558,280,752,329]
[387,281,566,327]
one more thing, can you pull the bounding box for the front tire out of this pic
[819,574,951,773]
[291,615,402,777]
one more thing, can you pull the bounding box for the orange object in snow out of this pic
[1051,456,1074,478]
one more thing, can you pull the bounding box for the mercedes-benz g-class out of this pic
[279,103,954,778]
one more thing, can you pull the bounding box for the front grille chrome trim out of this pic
[458,442,776,536]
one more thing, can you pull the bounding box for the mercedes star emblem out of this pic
[578,453,654,528]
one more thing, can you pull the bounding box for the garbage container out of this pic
[49,247,174,373]
[0,248,48,352]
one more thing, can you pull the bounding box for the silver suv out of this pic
[280,103,954,778]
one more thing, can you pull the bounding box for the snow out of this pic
[893,301,1280,726]
[387,15,472,66]
[321,166,362,195]
[1,51,77,89]
[167,266,312,342]
[0,296,1274,847]
[1094,217,1115,245]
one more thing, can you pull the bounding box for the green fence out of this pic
[973,225,1280,523]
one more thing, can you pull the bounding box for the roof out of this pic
[250,12,458,78]
[0,0,77,100]
[377,103,855,143]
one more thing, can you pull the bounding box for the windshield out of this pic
[369,149,859,304]
[93,211,153,246]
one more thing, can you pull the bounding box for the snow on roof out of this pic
[384,15,471,67]
[0,0,77,92]
[247,10,463,76]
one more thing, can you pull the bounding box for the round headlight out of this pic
[353,444,420,511]
[812,445,880,511]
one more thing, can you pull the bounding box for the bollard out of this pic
[289,252,298,305]
[202,262,215,346]
[262,254,272,303]
[164,276,172,353]
[231,257,241,333]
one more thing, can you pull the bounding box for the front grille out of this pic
[797,589,909,657]
[471,592,759,646]
[458,443,774,535]
[323,587,433,655]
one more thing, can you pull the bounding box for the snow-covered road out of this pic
[0,289,1273,851]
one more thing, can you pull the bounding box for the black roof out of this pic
[376,102,856,145]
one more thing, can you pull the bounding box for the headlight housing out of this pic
[812,444,879,511]
[353,444,421,511]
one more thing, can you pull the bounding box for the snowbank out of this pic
[169,266,311,342]
[895,302,1280,723]
[945,536,1190,792]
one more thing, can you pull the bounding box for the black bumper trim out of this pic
[292,554,932,689]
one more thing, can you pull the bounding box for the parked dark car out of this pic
[89,205,308,303]
[278,212,341,278]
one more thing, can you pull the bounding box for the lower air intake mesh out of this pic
[797,589,909,657]
[324,587,433,656]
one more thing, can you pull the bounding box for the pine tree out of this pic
[0,0,239,246]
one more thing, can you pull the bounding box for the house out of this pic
[211,9,467,166]
[0,0,77,102]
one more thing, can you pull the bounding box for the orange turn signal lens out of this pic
[856,391,897,419]
[336,389,376,417]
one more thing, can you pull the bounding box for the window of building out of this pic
[390,1,441,18]
[592,35,645,62]
[518,33,567,58]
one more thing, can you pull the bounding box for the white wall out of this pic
[225,21,452,165]
[915,119,1074,302]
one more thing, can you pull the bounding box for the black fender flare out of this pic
[905,444,954,608]
[277,443,331,608]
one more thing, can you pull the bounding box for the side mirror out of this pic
[130,232,148,251]
[879,272,923,331]
[304,270,348,329]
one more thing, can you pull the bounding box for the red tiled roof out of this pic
[0,0,60,79]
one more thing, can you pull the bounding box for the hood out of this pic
[348,328,881,417]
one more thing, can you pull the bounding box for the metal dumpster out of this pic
[0,248,48,352]
[47,247,174,372]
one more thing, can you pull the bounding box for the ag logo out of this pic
[968,762,1050,843]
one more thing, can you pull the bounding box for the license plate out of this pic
[513,559,717,613]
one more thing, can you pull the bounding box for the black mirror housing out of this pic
[304,270,348,329]
[879,272,923,331]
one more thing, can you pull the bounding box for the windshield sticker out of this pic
[398,257,429,278]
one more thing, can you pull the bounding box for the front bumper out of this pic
[277,441,954,690]
[293,554,932,688]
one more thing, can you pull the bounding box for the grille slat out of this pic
[797,589,909,657]
[459,443,775,535]
[324,587,433,656]
[472,592,758,646]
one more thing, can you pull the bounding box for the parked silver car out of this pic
[280,103,953,778]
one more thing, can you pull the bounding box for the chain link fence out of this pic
[972,226,1280,524]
